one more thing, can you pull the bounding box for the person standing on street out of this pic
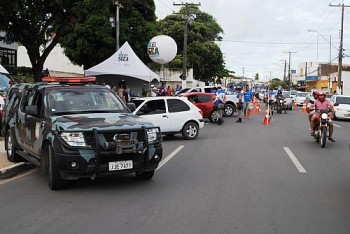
[236,86,244,123]
[213,84,226,125]
[243,85,252,119]
[142,84,148,97]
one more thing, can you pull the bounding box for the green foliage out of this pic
[60,0,157,69]
[269,79,287,89]
[0,0,84,81]
[157,5,224,83]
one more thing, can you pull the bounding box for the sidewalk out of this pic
[0,139,34,179]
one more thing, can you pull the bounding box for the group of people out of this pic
[142,84,182,97]
[212,84,253,125]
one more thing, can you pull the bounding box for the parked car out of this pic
[295,92,308,106]
[130,96,205,140]
[3,77,163,190]
[290,90,298,101]
[330,95,350,120]
[176,86,215,95]
[179,92,216,121]
[282,91,293,110]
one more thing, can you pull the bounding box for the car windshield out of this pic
[336,96,350,105]
[47,88,126,115]
[291,91,298,95]
[297,93,307,97]
[282,92,290,98]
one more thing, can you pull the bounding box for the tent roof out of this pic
[85,41,159,82]
[0,64,9,74]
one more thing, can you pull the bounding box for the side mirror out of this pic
[25,105,38,116]
[127,102,136,112]
[334,103,339,106]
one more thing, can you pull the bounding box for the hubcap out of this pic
[225,106,233,115]
[186,125,197,138]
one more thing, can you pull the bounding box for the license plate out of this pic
[118,140,133,146]
[109,160,133,171]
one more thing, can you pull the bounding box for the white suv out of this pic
[131,97,205,140]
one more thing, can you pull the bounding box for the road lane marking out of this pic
[283,147,307,173]
[157,145,184,170]
[0,168,37,186]
[334,124,342,128]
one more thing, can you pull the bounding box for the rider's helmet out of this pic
[318,91,326,102]
[277,89,282,95]
[312,90,319,99]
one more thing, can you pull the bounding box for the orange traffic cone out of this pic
[293,102,297,110]
[255,104,261,114]
[262,108,272,125]
[301,102,308,114]
[250,103,255,115]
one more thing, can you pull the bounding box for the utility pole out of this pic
[284,51,296,90]
[281,59,287,82]
[173,2,201,87]
[330,3,350,95]
[242,67,245,78]
[114,0,122,51]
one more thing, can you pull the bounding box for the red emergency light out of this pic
[42,77,96,83]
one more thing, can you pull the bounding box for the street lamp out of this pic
[308,29,335,91]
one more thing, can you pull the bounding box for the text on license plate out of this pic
[109,160,133,171]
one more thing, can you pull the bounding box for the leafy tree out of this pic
[157,6,224,83]
[60,0,157,69]
[0,0,84,81]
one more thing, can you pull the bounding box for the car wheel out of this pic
[6,129,24,162]
[209,111,218,123]
[135,170,155,180]
[47,144,66,190]
[223,104,234,117]
[182,122,199,140]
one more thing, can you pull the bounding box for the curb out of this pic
[0,162,35,179]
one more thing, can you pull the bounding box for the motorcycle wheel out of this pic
[320,127,327,148]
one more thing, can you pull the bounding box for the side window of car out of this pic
[137,100,166,115]
[31,91,43,117]
[167,99,190,113]
[19,89,35,112]
[198,95,211,103]
[204,88,212,93]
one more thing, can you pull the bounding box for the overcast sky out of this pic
[154,0,350,81]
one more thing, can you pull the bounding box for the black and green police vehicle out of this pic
[3,77,162,190]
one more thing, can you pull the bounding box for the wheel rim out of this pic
[7,132,13,156]
[225,106,233,115]
[186,124,197,138]
[211,113,218,122]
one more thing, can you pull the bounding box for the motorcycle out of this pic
[275,98,286,114]
[314,109,331,148]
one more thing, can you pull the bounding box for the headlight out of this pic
[146,128,161,143]
[321,113,328,120]
[60,132,86,147]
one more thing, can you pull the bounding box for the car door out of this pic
[166,98,191,131]
[197,94,213,117]
[135,99,171,132]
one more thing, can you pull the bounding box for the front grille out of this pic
[83,130,145,149]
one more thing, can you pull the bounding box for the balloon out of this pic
[147,35,177,64]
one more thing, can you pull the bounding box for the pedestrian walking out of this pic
[243,85,252,119]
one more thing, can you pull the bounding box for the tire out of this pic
[135,170,155,180]
[320,127,327,148]
[209,111,218,123]
[223,104,234,117]
[47,144,66,190]
[6,129,23,162]
[182,122,199,140]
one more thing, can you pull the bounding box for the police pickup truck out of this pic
[3,77,162,190]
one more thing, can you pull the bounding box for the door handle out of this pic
[162,115,168,118]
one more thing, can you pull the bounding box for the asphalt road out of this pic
[1,109,350,234]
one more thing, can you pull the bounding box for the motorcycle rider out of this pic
[275,88,286,113]
[310,91,336,142]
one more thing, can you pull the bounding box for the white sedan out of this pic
[130,96,205,140]
[331,95,350,120]
[295,92,308,106]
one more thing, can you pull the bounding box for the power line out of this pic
[218,39,330,45]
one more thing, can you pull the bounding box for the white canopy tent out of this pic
[85,42,159,96]
[0,64,9,74]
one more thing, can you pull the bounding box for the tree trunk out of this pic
[33,63,44,82]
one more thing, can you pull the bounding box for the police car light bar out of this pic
[42,77,96,83]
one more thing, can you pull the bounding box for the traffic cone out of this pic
[293,102,297,110]
[255,104,261,114]
[250,103,255,115]
[262,108,272,125]
[301,102,307,114]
